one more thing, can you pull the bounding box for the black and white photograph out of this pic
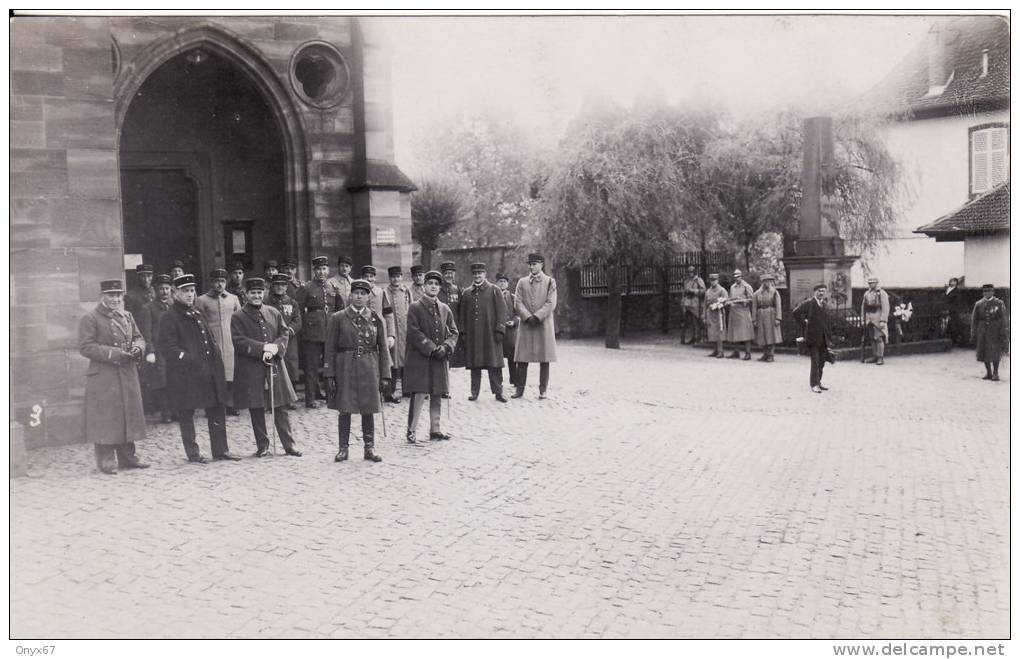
[8,8,1011,647]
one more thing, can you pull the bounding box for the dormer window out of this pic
[970,124,1009,196]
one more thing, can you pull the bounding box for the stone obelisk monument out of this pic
[784,116,858,307]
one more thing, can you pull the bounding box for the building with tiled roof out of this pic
[851,15,1009,288]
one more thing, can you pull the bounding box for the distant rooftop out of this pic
[858,15,1009,119]
[914,182,1010,241]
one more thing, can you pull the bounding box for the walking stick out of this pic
[378,389,388,438]
[267,359,278,456]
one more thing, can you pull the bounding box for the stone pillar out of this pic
[785,116,857,307]
[348,18,416,270]
[11,16,122,448]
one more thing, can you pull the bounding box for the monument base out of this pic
[784,254,859,308]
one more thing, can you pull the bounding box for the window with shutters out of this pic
[969,124,1009,197]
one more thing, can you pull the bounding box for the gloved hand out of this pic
[379,378,391,393]
[145,353,156,364]
[325,377,337,400]
[387,336,395,350]
[262,351,274,364]
[263,343,280,356]
[130,346,143,360]
[115,349,134,365]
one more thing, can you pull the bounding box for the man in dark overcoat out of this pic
[296,256,344,407]
[124,263,155,319]
[459,262,508,402]
[231,278,302,457]
[792,284,835,394]
[159,274,241,463]
[138,274,174,423]
[971,284,1009,381]
[324,279,392,463]
[403,270,459,443]
[78,279,150,474]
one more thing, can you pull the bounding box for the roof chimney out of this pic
[926,22,950,96]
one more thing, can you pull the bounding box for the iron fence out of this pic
[779,308,947,349]
[579,251,733,298]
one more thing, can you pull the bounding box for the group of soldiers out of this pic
[77,252,558,473]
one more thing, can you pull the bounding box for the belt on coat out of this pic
[337,346,378,357]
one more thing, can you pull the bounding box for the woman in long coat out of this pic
[78,279,149,474]
[971,284,1009,381]
[231,279,301,457]
[324,279,392,463]
[704,274,728,358]
[751,274,783,362]
[512,254,557,398]
[403,270,460,443]
[726,269,755,359]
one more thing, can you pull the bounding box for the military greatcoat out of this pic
[138,298,172,389]
[324,306,393,414]
[194,290,241,381]
[404,295,460,394]
[459,280,507,368]
[78,304,147,446]
[296,279,343,343]
[159,301,229,411]
[230,303,298,409]
[751,287,783,346]
[726,280,755,342]
[514,273,558,363]
[385,284,412,369]
[704,284,729,341]
[972,296,1009,362]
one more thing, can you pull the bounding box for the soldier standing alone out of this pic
[861,277,890,365]
[460,262,508,402]
[971,284,1009,381]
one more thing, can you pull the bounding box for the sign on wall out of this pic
[375,228,397,246]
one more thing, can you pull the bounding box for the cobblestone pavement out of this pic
[10,338,1010,639]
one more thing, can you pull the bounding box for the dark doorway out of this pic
[122,168,200,276]
[119,48,286,282]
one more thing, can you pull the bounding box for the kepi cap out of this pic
[982,283,995,290]
[495,272,509,281]
[100,279,124,294]
[230,261,246,271]
[361,265,377,277]
[470,262,486,273]
[312,256,329,267]
[424,270,444,284]
[387,265,402,277]
[439,261,456,272]
[174,274,197,288]
[153,274,173,286]
[526,253,544,263]
[337,255,353,266]
[410,264,425,275]
[270,274,291,285]
[350,279,372,294]
[171,259,185,269]
[244,277,266,291]
[136,264,154,273]
[282,257,298,267]
[209,268,228,280]
[264,260,279,269]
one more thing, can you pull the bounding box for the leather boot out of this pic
[364,435,382,462]
[406,428,417,444]
[335,415,350,462]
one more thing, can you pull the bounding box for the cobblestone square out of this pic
[10,339,1010,639]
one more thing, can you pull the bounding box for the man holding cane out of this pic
[231,277,302,457]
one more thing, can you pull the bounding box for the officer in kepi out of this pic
[265,273,302,410]
[971,284,1009,381]
[296,256,344,407]
[124,263,155,319]
[78,279,150,474]
[159,274,242,463]
[324,279,392,463]
[404,270,459,443]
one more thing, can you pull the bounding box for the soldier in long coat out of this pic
[159,274,241,464]
[78,279,149,474]
[460,263,508,402]
[861,277,890,365]
[971,284,1009,381]
[124,263,155,319]
[704,274,728,358]
[439,261,466,369]
[296,256,344,407]
[403,270,459,443]
[409,264,427,302]
[231,278,302,457]
[680,266,706,344]
[384,265,412,402]
[751,274,783,362]
[195,268,242,412]
[265,273,302,409]
[726,269,754,360]
[496,273,522,389]
[512,253,558,399]
[324,279,393,463]
[137,274,174,423]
